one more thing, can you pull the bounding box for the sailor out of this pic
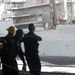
[23,23,42,75]
[0,26,19,75]
[14,29,26,71]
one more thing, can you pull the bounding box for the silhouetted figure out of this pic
[0,26,19,75]
[14,29,26,71]
[23,23,42,75]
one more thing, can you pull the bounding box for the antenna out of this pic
[50,0,57,29]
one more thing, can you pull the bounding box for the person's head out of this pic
[16,29,24,40]
[7,26,16,35]
[28,23,35,32]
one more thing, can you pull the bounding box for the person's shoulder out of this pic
[34,33,41,37]
[34,33,42,41]
[6,36,13,40]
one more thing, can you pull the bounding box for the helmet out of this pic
[7,26,16,35]
[16,29,24,37]
[28,23,35,31]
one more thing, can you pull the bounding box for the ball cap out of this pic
[7,26,16,35]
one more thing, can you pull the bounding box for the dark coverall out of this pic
[13,34,26,67]
[0,33,25,75]
[0,33,19,75]
[23,32,42,75]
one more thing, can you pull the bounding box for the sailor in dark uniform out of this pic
[23,23,42,75]
[0,26,19,75]
[0,27,26,75]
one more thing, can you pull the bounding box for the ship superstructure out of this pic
[2,0,57,29]
[1,0,75,28]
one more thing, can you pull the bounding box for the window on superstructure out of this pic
[4,18,12,21]
[38,14,42,21]
[13,4,17,8]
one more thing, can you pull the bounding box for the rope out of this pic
[0,61,26,71]
[1,62,19,70]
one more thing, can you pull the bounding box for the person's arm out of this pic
[18,45,26,65]
[0,38,7,43]
[18,45,26,71]
[35,35,42,41]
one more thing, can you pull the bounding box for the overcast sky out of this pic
[11,0,26,1]
[13,0,26,1]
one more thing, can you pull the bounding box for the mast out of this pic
[2,0,4,3]
[52,0,57,29]
[50,0,57,29]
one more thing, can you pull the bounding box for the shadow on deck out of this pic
[0,70,75,75]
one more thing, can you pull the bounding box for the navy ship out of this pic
[0,0,75,74]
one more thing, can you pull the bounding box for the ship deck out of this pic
[0,70,75,75]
